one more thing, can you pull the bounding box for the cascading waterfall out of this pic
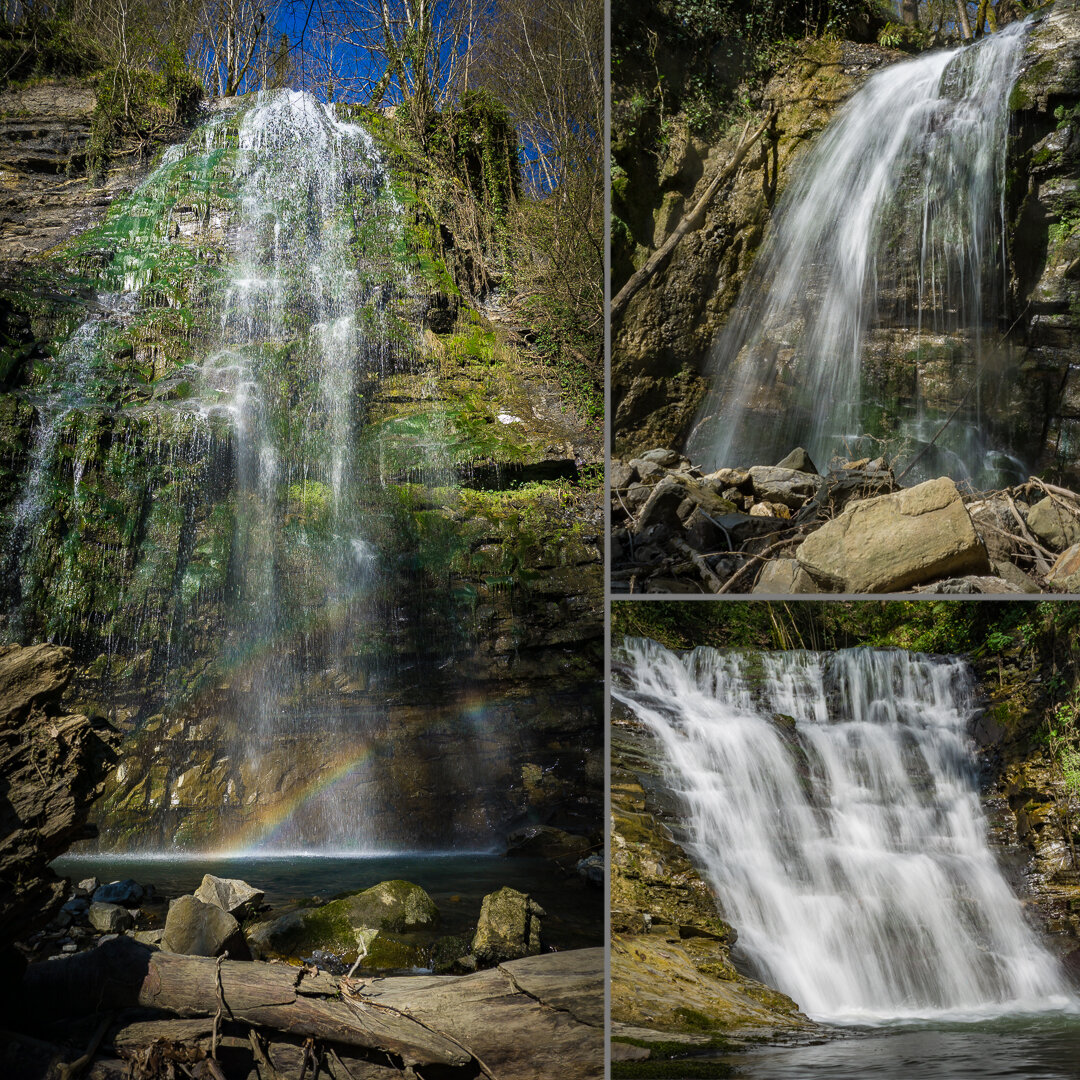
[688,22,1029,485]
[614,637,1075,1023]
[205,92,406,846]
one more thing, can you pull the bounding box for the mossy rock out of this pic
[334,879,440,934]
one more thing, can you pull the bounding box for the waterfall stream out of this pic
[614,638,1075,1023]
[688,23,1029,485]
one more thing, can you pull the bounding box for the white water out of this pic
[689,23,1028,483]
[614,638,1075,1023]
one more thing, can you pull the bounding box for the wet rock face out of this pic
[613,40,901,456]
[610,721,809,1037]
[0,643,115,951]
[1006,0,1080,482]
[615,5,1080,478]
[0,80,141,260]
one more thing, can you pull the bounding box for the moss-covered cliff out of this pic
[0,88,602,853]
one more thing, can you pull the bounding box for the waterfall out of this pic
[688,23,1028,485]
[614,638,1075,1023]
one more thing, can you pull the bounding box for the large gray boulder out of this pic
[471,887,544,965]
[751,558,820,594]
[1026,497,1080,552]
[795,477,991,592]
[747,466,822,509]
[194,874,264,918]
[88,902,133,934]
[162,895,249,959]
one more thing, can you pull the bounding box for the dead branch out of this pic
[611,110,776,324]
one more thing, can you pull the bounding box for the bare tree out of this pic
[195,0,279,96]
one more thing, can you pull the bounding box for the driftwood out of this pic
[610,110,777,324]
[21,939,470,1070]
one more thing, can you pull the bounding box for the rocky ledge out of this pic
[0,643,115,961]
[612,446,1080,594]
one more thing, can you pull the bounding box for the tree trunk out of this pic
[901,0,919,26]
[955,0,973,40]
[20,939,470,1069]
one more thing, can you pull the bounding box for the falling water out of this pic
[689,23,1029,484]
[614,638,1075,1023]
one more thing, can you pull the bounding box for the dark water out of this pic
[716,1017,1080,1079]
[51,853,601,950]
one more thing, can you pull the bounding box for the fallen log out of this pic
[20,939,471,1070]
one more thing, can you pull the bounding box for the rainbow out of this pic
[215,744,378,856]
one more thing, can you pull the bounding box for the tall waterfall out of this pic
[614,638,1074,1023]
[688,23,1028,485]
[2,91,463,852]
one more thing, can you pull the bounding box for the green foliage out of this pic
[0,8,102,84]
[423,89,520,214]
[87,49,203,178]
[878,20,931,49]
[613,0,884,140]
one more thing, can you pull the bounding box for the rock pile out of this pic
[612,447,1080,594]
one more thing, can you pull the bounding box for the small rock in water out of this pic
[92,879,144,906]
[75,877,99,897]
[194,874,265,918]
[472,887,544,964]
[89,902,134,934]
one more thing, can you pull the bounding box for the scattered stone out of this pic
[162,894,249,959]
[1026,497,1080,552]
[751,558,820,594]
[747,465,822,508]
[576,854,604,886]
[193,874,264,919]
[92,879,144,907]
[61,897,89,917]
[88,902,134,934]
[775,447,818,474]
[795,477,991,593]
[472,887,544,964]
[639,448,682,467]
[76,877,99,897]
[1047,543,1080,592]
[132,928,164,946]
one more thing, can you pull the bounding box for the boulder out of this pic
[638,448,682,467]
[775,447,818,474]
[92,879,144,907]
[162,895,249,959]
[633,477,686,532]
[992,560,1041,594]
[747,466,822,509]
[88,902,134,934]
[471,887,544,964]
[576,855,604,887]
[968,498,1022,561]
[247,881,439,968]
[76,877,99,897]
[795,477,991,593]
[193,874,264,919]
[749,501,791,519]
[1026,497,1080,552]
[610,461,637,489]
[751,558,821,594]
[1047,543,1080,592]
